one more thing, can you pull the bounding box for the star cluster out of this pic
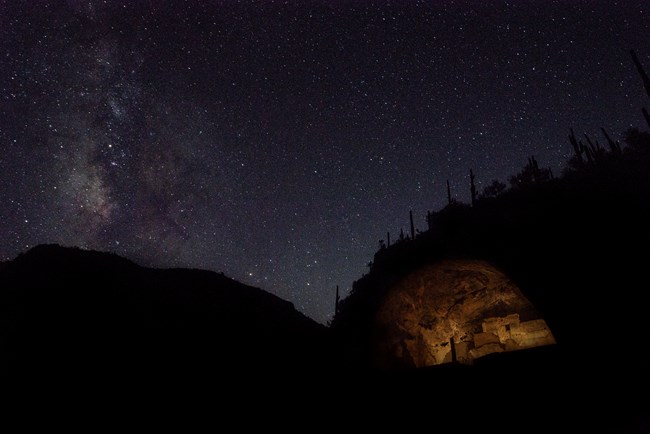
[1,1,648,323]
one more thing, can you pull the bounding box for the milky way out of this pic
[1,1,648,323]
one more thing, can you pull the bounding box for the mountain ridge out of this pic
[0,243,330,389]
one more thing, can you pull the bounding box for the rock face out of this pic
[374,259,555,368]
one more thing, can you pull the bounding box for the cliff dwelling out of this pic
[373,260,555,368]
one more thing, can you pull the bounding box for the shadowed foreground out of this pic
[2,143,650,430]
[0,244,647,432]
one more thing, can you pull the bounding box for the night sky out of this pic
[1,1,648,324]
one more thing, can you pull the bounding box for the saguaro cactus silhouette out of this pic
[335,285,340,315]
[470,169,478,207]
[630,49,650,98]
[630,50,650,129]
[601,127,622,155]
[569,128,584,163]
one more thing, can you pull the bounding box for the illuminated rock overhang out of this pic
[373,259,555,368]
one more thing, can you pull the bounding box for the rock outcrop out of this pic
[374,259,555,368]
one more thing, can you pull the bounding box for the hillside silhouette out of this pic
[326,126,650,431]
[0,244,331,393]
[3,50,650,431]
[1,136,648,430]
[333,131,650,364]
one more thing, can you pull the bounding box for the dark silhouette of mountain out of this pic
[2,153,649,430]
[4,49,650,424]
[329,134,650,432]
[2,147,649,430]
[0,244,331,393]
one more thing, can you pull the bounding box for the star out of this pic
[0,0,648,324]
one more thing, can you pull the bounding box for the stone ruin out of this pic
[373,259,556,368]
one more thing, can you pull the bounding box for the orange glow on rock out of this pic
[374,260,555,368]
